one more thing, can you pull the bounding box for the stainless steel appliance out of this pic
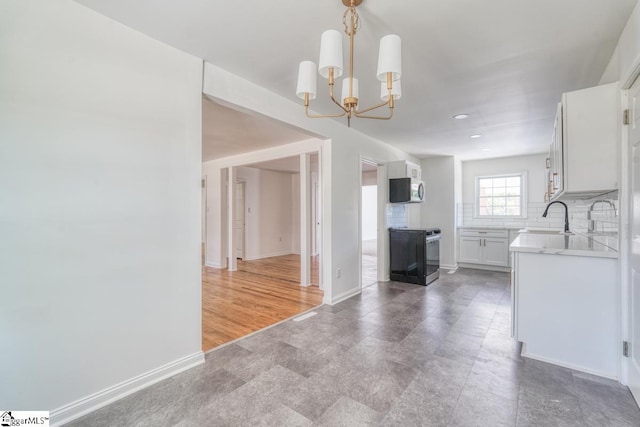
[389,228,441,285]
[389,177,424,203]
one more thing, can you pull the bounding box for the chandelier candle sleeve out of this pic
[341,78,359,105]
[381,80,401,101]
[377,35,402,81]
[296,61,317,100]
[319,30,344,79]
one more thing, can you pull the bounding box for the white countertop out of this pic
[458,226,522,230]
[510,232,618,259]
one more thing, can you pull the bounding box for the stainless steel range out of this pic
[389,228,441,285]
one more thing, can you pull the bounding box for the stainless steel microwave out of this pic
[389,178,424,203]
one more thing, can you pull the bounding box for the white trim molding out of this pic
[205,261,223,269]
[50,352,204,426]
[325,287,361,305]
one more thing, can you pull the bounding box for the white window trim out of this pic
[473,172,528,219]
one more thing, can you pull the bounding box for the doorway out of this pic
[201,149,324,352]
[361,159,378,288]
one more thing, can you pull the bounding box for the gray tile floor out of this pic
[68,268,640,426]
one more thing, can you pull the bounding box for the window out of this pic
[475,173,526,217]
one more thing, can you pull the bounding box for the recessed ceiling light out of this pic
[470,134,483,139]
[453,113,469,120]
[481,148,490,151]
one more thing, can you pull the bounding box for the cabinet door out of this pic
[483,238,509,266]
[562,83,618,194]
[459,237,482,263]
[550,102,564,198]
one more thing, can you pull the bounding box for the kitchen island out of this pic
[510,232,619,379]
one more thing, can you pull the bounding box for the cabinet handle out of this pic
[479,239,482,247]
[552,173,559,190]
[546,158,550,169]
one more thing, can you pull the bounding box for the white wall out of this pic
[0,0,203,421]
[236,166,297,260]
[462,153,547,204]
[604,1,640,87]
[421,157,457,269]
[202,64,420,303]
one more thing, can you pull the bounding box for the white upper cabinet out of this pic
[549,82,619,201]
[387,160,422,180]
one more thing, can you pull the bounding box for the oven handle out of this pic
[426,235,441,242]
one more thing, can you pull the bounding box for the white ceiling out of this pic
[202,98,315,162]
[77,0,637,161]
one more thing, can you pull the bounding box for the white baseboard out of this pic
[244,250,292,261]
[51,352,204,426]
[324,287,361,305]
[205,261,222,268]
[457,262,511,273]
[520,350,618,381]
[440,264,458,271]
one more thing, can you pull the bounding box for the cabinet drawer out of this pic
[459,229,508,238]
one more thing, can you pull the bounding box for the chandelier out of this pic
[296,0,402,127]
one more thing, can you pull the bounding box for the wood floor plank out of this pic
[201,254,323,351]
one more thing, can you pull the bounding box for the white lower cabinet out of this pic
[458,228,509,269]
[512,251,618,379]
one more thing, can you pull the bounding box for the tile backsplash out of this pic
[458,198,618,234]
[386,204,409,228]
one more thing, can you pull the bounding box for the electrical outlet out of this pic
[336,268,341,278]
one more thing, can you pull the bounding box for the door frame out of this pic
[358,156,383,290]
[623,72,640,402]
[235,179,246,260]
[202,175,207,264]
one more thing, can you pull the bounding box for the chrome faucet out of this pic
[587,200,616,233]
[542,201,570,233]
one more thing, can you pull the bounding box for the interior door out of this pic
[235,181,245,259]
[629,78,640,404]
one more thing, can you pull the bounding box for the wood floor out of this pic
[202,254,323,351]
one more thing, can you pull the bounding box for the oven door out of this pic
[425,235,440,280]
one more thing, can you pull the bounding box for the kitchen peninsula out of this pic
[510,232,619,379]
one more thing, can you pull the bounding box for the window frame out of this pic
[473,172,528,219]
